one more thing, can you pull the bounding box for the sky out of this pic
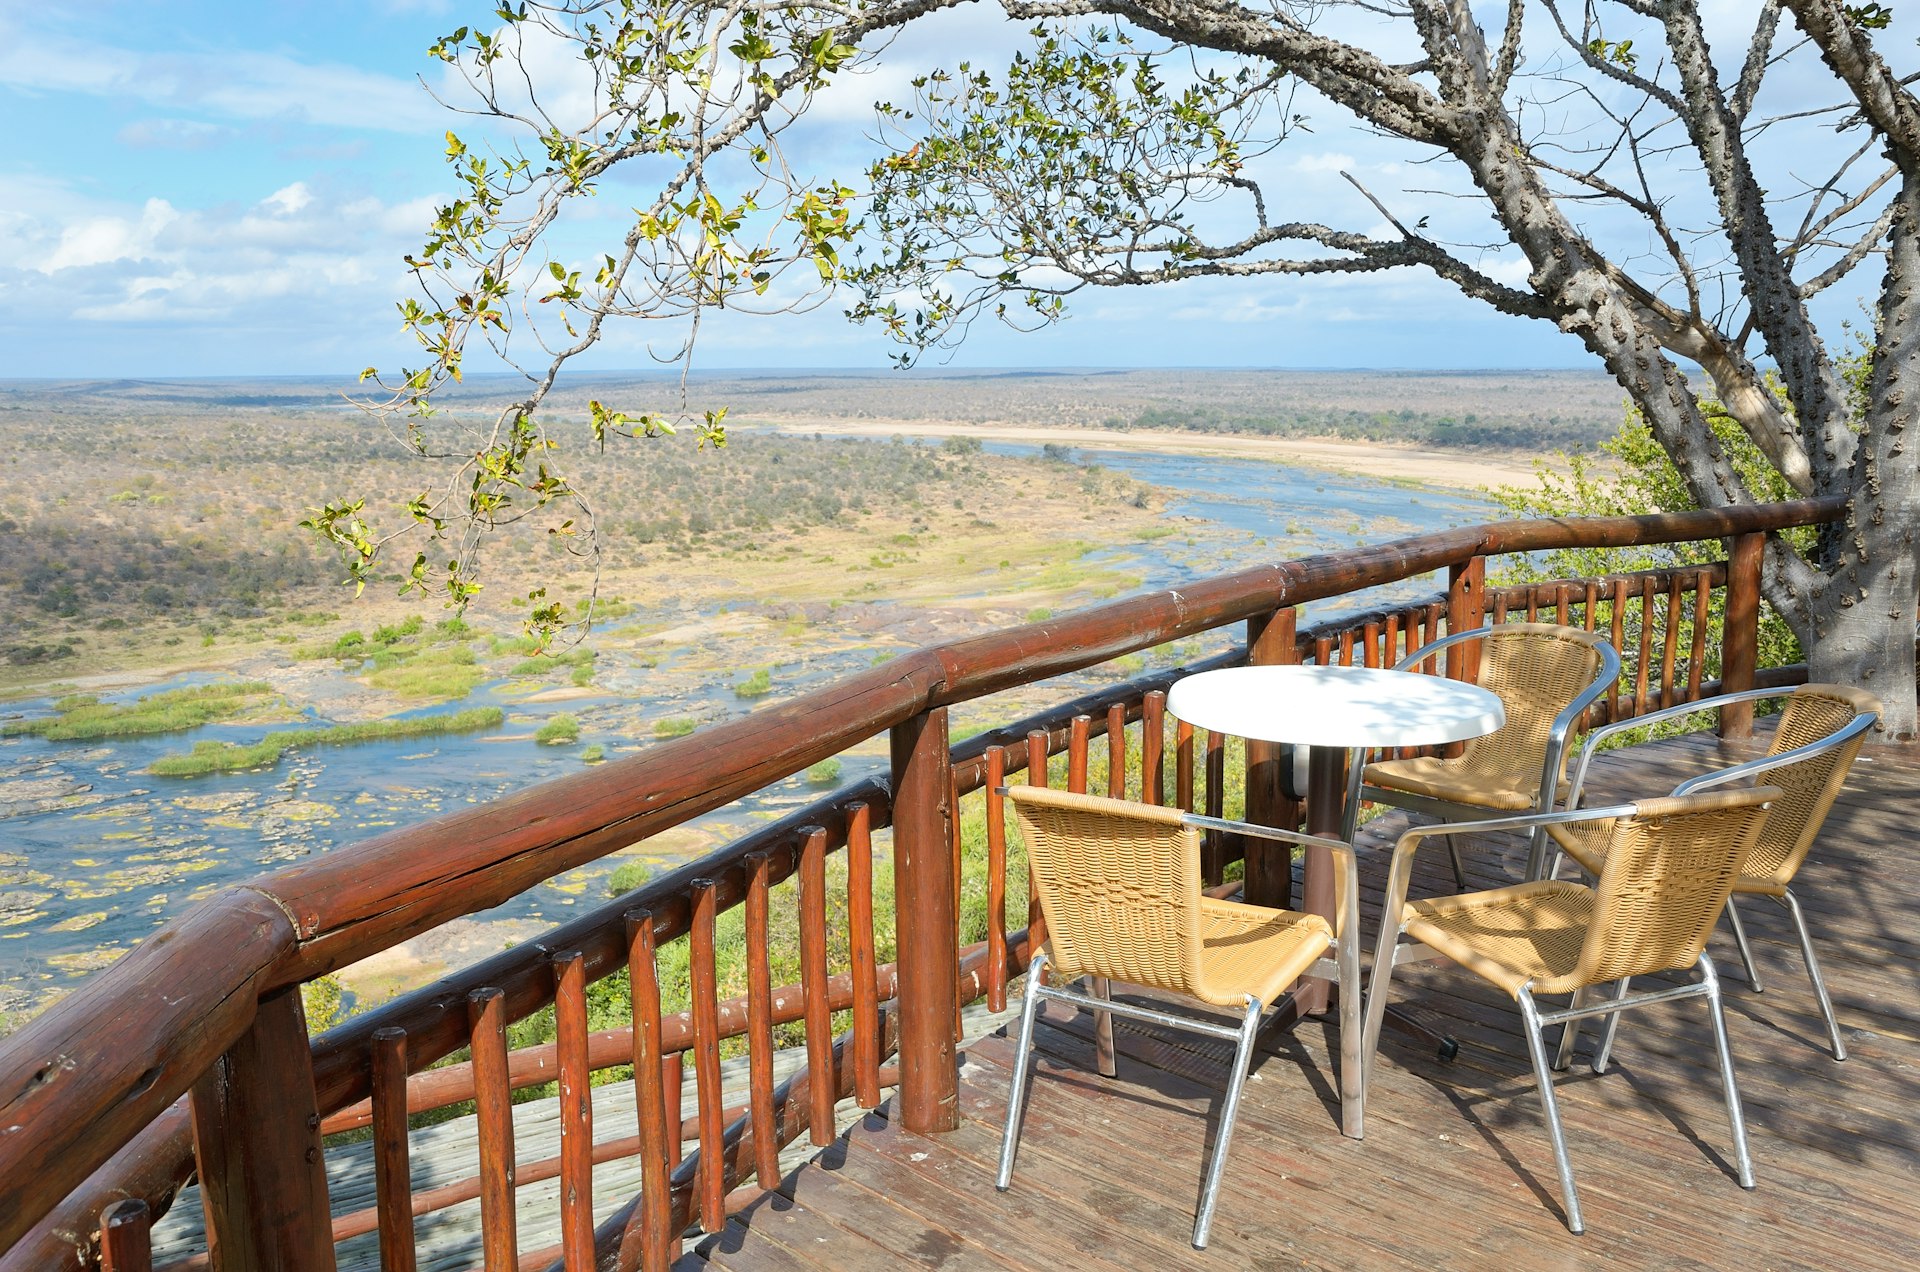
[0,2,1901,379]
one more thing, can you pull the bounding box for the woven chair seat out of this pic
[1196,898,1333,1008]
[1402,881,1594,997]
[1365,755,1539,810]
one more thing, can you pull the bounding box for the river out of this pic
[0,442,1491,1017]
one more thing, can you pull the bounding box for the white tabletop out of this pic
[1165,665,1505,749]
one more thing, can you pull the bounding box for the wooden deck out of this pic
[683,727,1920,1270]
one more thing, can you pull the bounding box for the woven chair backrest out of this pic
[1462,623,1609,780]
[1009,785,1202,996]
[1557,787,1779,992]
[1743,684,1880,885]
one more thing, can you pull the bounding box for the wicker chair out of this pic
[1352,623,1620,887]
[1361,787,1780,1235]
[1549,683,1881,1060]
[999,785,1363,1250]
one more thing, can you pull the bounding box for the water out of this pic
[0,443,1492,1014]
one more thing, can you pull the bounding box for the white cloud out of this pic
[0,18,440,134]
[0,174,439,354]
[43,198,180,272]
[262,184,314,217]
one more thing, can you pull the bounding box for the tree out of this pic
[323,1,1920,732]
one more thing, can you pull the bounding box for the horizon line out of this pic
[0,364,1619,384]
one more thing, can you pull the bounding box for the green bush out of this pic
[373,615,425,645]
[732,668,773,699]
[806,759,842,786]
[536,714,581,744]
[653,717,697,737]
[608,860,652,895]
[581,744,605,762]
[1492,397,1809,676]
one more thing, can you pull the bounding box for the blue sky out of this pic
[0,3,1894,379]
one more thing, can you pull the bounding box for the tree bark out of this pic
[1805,171,1920,738]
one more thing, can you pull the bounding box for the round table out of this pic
[1168,664,1505,1013]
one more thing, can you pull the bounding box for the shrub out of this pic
[536,714,581,744]
[806,758,842,786]
[653,717,697,737]
[732,668,773,699]
[607,860,652,895]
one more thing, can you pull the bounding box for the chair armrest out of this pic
[1562,686,1788,808]
[1390,623,1491,673]
[1672,710,1879,795]
[1181,813,1361,950]
[1178,811,1348,856]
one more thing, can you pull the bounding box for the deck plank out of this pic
[697,729,1920,1269]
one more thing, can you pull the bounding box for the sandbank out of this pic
[750,416,1550,490]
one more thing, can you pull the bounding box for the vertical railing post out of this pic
[1720,532,1764,740]
[1244,607,1299,908]
[891,706,959,1134]
[1443,557,1488,760]
[1447,556,1487,680]
[189,989,337,1272]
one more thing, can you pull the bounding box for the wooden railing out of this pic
[0,499,1840,1272]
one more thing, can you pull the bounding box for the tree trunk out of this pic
[1805,171,1920,739]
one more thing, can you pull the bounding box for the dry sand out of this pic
[753,416,1550,490]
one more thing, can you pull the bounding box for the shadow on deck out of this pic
[686,727,1920,1270]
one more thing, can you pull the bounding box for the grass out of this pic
[581,744,606,762]
[148,707,506,776]
[536,714,581,745]
[806,759,842,786]
[510,649,595,676]
[732,668,773,699]
[4,681,276,741]
[364,648,486,700]
[654,717,697,737]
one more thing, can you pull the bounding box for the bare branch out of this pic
[1780,0,1920,167]
[1730,2,1783,124]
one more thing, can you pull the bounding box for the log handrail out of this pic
[0,496,1843,1264]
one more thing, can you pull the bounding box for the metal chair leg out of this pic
[1780,890,1847,1061]
[1553,987,1589,1071]
[1091,975,1117,1077]
[996,952,1049,1191]
[1360,923,1404,1095]
[1336,928,1365,1140]
[1192,996,1263,1250]
[1591,978,1630,1074]
[1522,823,1553,882]
[1446,838,1469,891]
[1518,986,1584,1235]
[1699,955,1757,1189]
[1724,895,1764,992]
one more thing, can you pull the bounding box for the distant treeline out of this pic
[1113,404,1612,450]
[0,517,327,626]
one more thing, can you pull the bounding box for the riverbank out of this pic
[749,417,1555,490]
